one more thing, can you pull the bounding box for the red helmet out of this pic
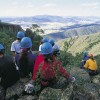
[88,54,93,58]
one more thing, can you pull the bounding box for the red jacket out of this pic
[32,54,70,81]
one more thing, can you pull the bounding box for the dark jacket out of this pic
[0,56,19,89]
[15,51,37,77]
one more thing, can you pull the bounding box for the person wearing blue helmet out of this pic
[24,42,75,95]
[49,39,60,56]
[80,51,89,69]
[39,37,49,52]
[52,44,60,56]
[49,39,55,47]
[0,44,5,54]
[11,31,25,58]
[15,37,37,78]
[0,44,19,100]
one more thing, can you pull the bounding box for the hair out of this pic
[17,38,21,41]
[90,57,94,60]
[53,50,60,57]
[0,49,5,55]
[43,53,53,62]
[19,48,30,77]
[52,43,55,47]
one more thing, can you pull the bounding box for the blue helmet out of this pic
[49,39,55,45]
[20,37,32,48]
[41,42,52,54]
[17,31,25,39]
[83,51,88,56]
[0,44,5,54]
[41,37,49,43]
[0,44,4,50]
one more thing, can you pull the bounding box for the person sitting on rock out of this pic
[49,39,60,56]
[49,39,55,47]
[84,53,98,76]
[39,37,49,53]
[24,42,75,95]
[11,31,25,59]
[0,43,20,100]
[15,37,37,78]
[80,51,89,69]
[52,44,60,57]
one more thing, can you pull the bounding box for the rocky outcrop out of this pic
[92,75,100,86]
[0,22,23,34]
[0,67,100,100]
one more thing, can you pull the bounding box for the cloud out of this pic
[44,3,57,7]
[27,4,34,8]
[81,2,99,8]
[27,2,34,8]
[12,2,18,5]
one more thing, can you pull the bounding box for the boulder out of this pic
[92,75,100,86]
[70,67,91,85]
[39,84,73,100]
[72,83,100,100]
[6,78,30,99]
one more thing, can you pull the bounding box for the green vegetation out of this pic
[31,24,44,34]
[25,28,43,51]
[57,32,100,55]
[0,30,15,55]
[0,24,43,55]
[57,33,100,70]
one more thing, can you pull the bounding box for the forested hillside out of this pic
[57,32,100,56]
[46,24,100,40]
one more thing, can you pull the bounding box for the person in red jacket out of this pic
[25,42,75,94]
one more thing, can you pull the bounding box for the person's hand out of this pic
[68,76,76,83]
[25,83,34,94]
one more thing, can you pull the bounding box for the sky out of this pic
[0,0,100,17]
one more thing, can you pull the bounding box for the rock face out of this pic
[70,67,91,85]
[72,83,100,100]
[92,75,100,86]
[0,67,100,100]
[6,78,30,99]
[0,22,23,34]
[70,68,100,100]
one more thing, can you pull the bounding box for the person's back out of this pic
[33,54,69,81]
[24,42,75,95]
[0,43,19,99]
[80,51,89,68]
[38,37,49,53]
[82,51,89,61]
[16,49,37,77]
[15,37,37,78]
[84,59,97,70]
[0,55,19,88]
[11,40,21,54]
[84,54,98,76]
[11,31,25,57]
[52,44,60,57]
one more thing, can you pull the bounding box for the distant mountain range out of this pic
[1,15,100,23]
[46,23,100,40]
[0,15,100,40]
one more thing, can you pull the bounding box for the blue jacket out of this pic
[82,54,89,61]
